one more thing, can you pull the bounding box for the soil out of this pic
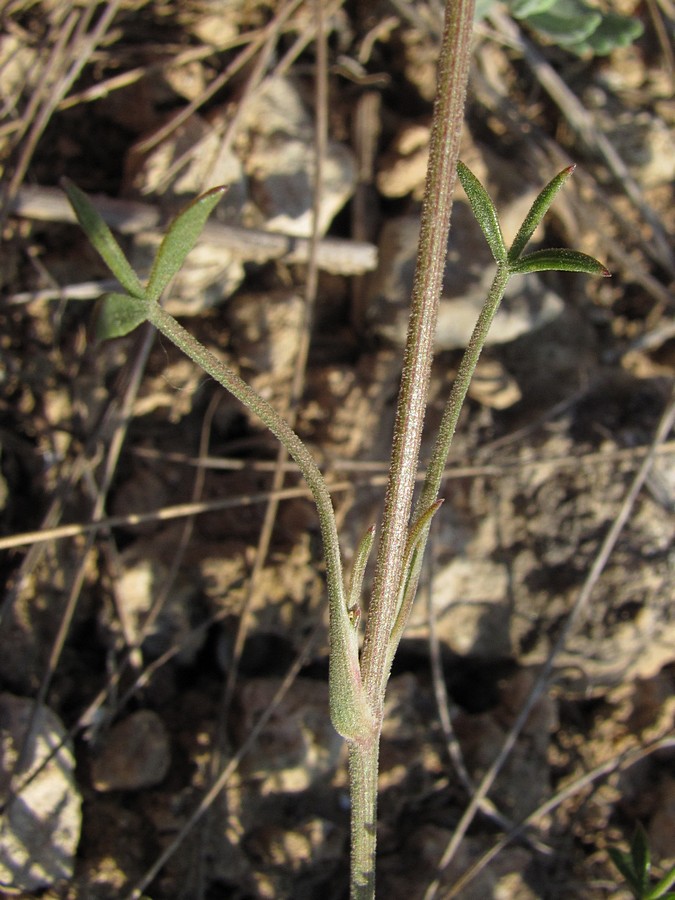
[0,3,674,899]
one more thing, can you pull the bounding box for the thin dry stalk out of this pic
[445,734,675,897]
[2,440,672,553]
[0,0,122,228]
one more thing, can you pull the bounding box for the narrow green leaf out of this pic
[389,499,444,648]
[62,179,145,299]
[509,247,610,277]
[508,165,576,262]
[631,825,651,892]
[609,847,640,892]
[145,186,227,302]
[95,292,149,341]
[457,161,508,263]
[649,864,675,900]
[346,525,375,628]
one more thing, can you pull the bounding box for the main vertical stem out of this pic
[348,739,379,899]
[349,3,475,898]
[361,0,476,710]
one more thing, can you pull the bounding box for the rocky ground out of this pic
[0,2,674,898]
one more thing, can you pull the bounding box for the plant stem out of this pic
[145,304,325,503]
[144,304,378,739]
[143,302,375,727]
[393,264,512,624]
[144,304,337,544]
[361,0,476,712]
[348,2,475,897]
[418,262,511,512]
[348,739,379,898]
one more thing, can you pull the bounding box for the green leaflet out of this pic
[509,247,610,277]
[62,179,145,299]
[65,182,229,341]
[476,0,645,57]
[571,12,644,55]
[508,165,576,262]
[146,186,227,301]
[457,161,507,263]
[95,293,149,341]
[525,0,601,46]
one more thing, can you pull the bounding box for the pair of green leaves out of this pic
[608,825,675,900]
[62,180,227,340]
[456,160,609,279]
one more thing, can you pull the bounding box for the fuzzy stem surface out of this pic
[418,262,511,512]
[348,739,379,899]
[351,2,475,897]
[144,303,372,742]
[361,0,475,710]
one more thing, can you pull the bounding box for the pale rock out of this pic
[125,113,245,204]
[247,137,357,237]
[0,34,37,111]
[237,76,313,139]
[162,60,208,102]
[244,817,341,872]
[239,77,357,237]
[376,123,431,199]
[227,290,306,415]
[365,205,563,351]
[405,556,512,657]
[607,111,675,188]
[228,290,305,377]
[300,351,400,463]
[102,546,204,666]
[467,357,522,409]
[0,694,82,892]
[186,0,239,47]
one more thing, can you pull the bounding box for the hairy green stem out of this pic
[144,302,373,742]
[419,262,511,512]
[349,2,476,897]
[348,740,379,899]
[393,264,512,632]
[145,304,337,553]
[361,0,476,711]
